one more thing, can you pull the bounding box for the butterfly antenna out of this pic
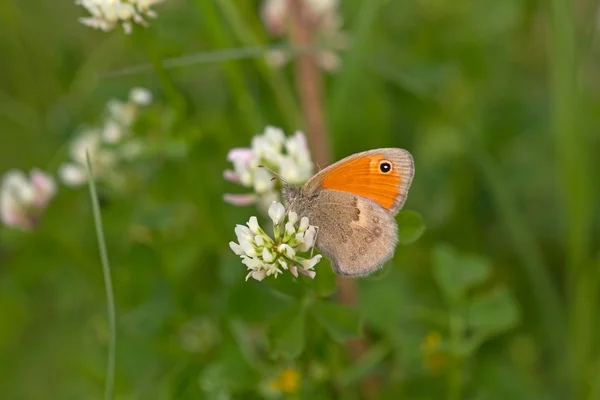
[258,165,289,185]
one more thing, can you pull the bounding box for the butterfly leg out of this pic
[310,225,320,258]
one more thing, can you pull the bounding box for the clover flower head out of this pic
[261,0,348,72]
[0,169,57,230]
[59,87,151,187]
[223,126,314,213]
[75,0,166,34]
[230,201,321,282]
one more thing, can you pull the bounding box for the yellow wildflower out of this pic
[269,367,300,394]
[421,331,447,374]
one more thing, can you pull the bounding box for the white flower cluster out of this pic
[261,0,348,71]
[59,87,151,187]
[230,202,321,282]
[0,169,57,231]
[224,126,313,212]
[75,0,165,34]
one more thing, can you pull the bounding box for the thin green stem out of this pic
[216,0,300,128]
[99,44,328,78]
[136,30,187,117]
[194,0,263,131]
[447,313,464,400]
[547,0,592,395]
[329,0,382,132]
[86,153,116,400]
[581,0,600,55]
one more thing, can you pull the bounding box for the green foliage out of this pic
[397,209,426,245]
[267,302,307,359]
[466,288,519,338]
[433,244,492,304]
[311,300,362,344]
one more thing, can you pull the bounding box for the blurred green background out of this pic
[1,0,599,399]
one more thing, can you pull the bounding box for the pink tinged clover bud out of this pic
[0,169,57,231]
[223,126,315,213]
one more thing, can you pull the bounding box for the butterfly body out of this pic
[282,148,414,277]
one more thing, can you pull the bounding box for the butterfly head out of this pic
[281,184,301,208]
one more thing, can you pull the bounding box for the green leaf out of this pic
[466,287,520,336]
[311,300,363,343]
[267,302,306,359]
[432,244,492,303]
[358,268,413,332]
[336,342,391,387]
[396,210,426,245]
[313,259,337,297]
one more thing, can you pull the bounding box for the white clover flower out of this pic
[129,87,153,105]
[59,129,117,187]
[223,126,314,211]
[102,119,124,143]
[261,0,348,72]
[107,99,136,127]
[59,87,151,187]
[230,201,321,282]
[58,163,88,187]
[0,169,57,231]
[76,0,166,35]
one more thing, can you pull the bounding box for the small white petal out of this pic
[242,242,258,257]
[302,254,322,270]
[2,170,35,204]
[262,247,275,262]
[298,226,316,252]
[102,120,123,143]
[69,130,101,165]
[253,167,274,194]
[268,201,286,225]
[129,87,152,105]
[289,266,299,278]
[254,235,265,247]
[229,241,245,256]
[234,224,253,242]
[277,258,288,270]
[288,211,298,225]
[278,244,296,259]
[246,269,267,281]
[299,269,317,279]
[247,216,260,233]
[241,256,263,270]
[284,221,296,237]
[264,126,285,149]
[265,263,283,277]
[298,217,310,232]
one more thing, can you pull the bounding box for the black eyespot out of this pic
[379,161,392,173]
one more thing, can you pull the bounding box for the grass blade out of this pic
[85,152,116,400]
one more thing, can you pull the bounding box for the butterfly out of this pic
[281,148,414,277]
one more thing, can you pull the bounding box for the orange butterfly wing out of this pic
[315,149,414,213]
